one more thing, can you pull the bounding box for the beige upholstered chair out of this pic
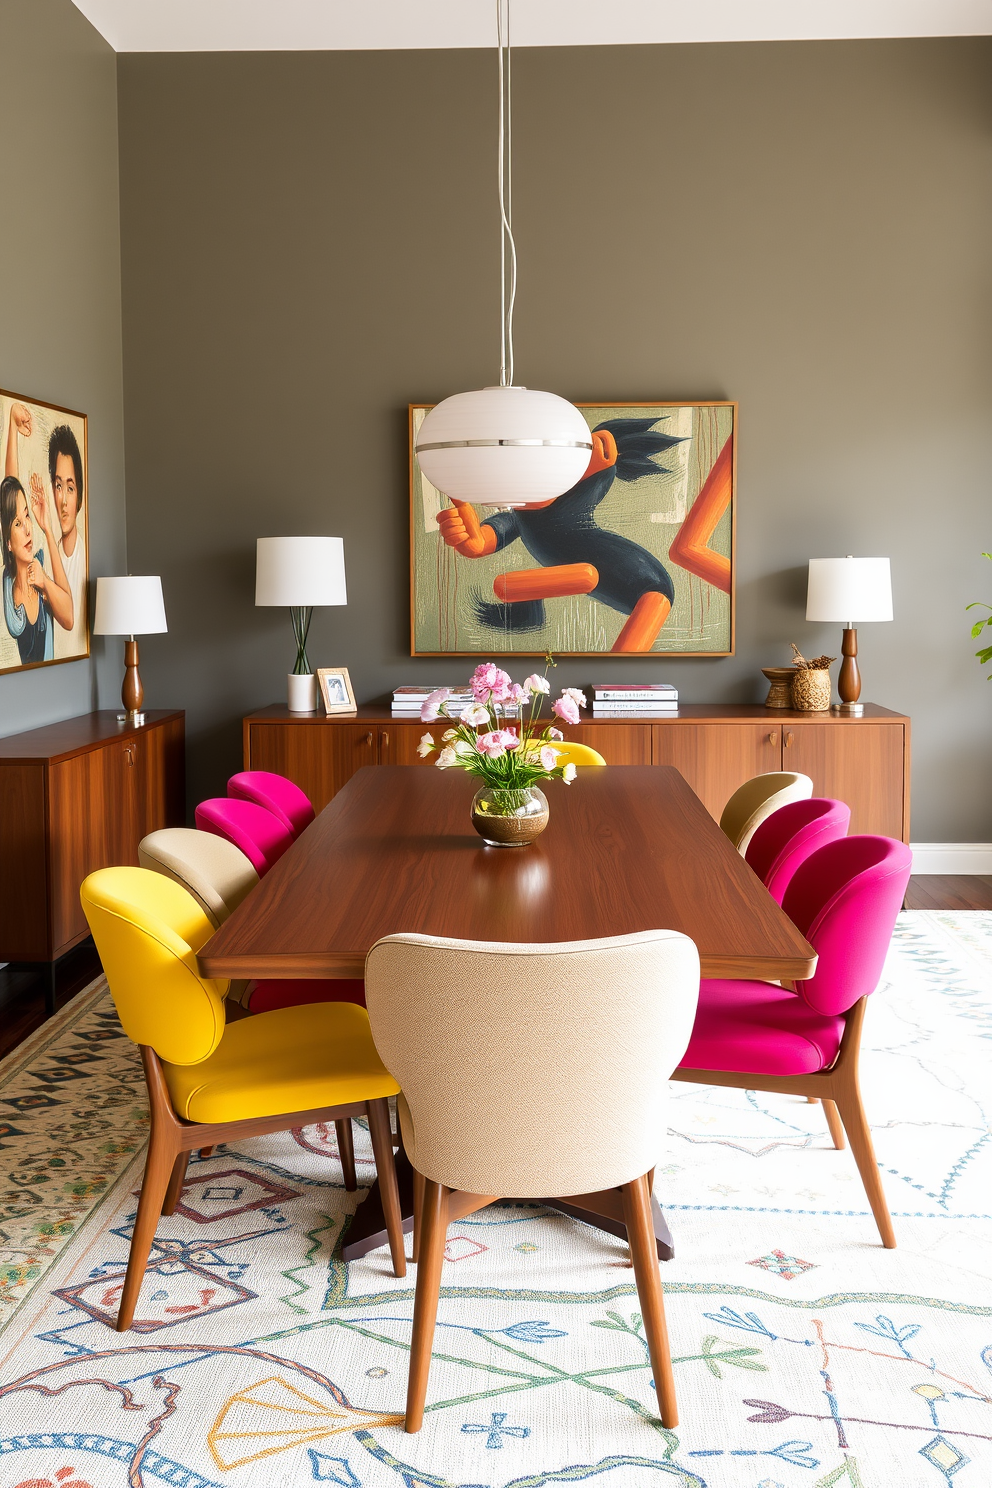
[365,929,700,1433]
[719,772,813,856]
[138,828,258,1006]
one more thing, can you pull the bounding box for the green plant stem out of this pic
[290,605,313,675]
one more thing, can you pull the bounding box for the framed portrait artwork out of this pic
[0,387,89,675]
[318,666,357,714]
[409,401,736,657]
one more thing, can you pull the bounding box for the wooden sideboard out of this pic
[0,711,185,1000]
[244,702,910,841]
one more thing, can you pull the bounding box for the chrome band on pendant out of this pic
[416,437,593,452]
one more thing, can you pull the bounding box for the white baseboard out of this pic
[910,843,992,874]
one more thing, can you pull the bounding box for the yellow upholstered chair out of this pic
[719,771,813,856]
[80,867,405,1331]
[365,929,700,1432]
[139,828,258,1007]
[551,740,606,767]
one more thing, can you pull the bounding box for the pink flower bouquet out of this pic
[417,665,585,790]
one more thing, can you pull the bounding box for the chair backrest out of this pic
[194,797,292,876]
[552,741,607,767]
[365,930,700,1198]
[228,770,315,838]
[719,772,813,855]
[80,866,228,1064]
[783,835,912,1016]
[138,827,258,928]
[745,797,851,905]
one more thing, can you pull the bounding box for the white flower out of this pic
[563,687,587,708]
[420,687,450,722]
[436,745,459,769]
[417,732,434,758]
[548,727,564,742]
[461,703,491,728]
[562,762,577,783]
[453,739,475,757]
[523,673,551,695]
[540,745,560,771]
[441,728,458,741]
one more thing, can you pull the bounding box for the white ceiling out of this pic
[71,0,992,53]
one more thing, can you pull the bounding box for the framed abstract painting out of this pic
[409,400,736,656]
[0,387,89,676]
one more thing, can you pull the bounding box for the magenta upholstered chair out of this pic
[194,798,293,877]
[674,835,912,1247]
[745,797,851,905]
[228,770,316,839]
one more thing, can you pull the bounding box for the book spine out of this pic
[593,692,678,702]
[591,706,680,715]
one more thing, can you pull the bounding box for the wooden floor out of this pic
[903,875,992,911]
[0,877,989,1064]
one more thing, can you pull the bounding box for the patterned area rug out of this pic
[0,911,990,1488]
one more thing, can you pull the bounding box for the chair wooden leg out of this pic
[162,1152,190,1216]
[117,1121,178,1331]
[822,1098,846,1150]
[622,1172,678,1429]
[412,1167,426,1264]
[367,1099,406,1278]
[336,1119,357,1191]
[835,1089,896,1248]
[406,1178,448,1433]
[807,1096,819,1104]
[199,1146,213,1158]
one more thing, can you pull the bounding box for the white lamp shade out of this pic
[415,386,593,504]
[255,536,347,607]
[806,557,893,623]
[93,576,167,635]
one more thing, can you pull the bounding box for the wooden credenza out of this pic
[0,710,185,974]
[244,702,910,841]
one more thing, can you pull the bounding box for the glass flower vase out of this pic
[470,784,549,847]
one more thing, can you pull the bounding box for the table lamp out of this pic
[255,536,347,712]
[93,575,168,725]
[805,556,892,716]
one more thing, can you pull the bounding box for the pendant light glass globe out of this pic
[416,386,593,505]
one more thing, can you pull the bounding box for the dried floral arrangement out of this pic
[790,643,836,671]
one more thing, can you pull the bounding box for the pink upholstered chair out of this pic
[745,797,851,905]
[228,770,315,839]
[194,798,292,877]
[674,835,912,1247]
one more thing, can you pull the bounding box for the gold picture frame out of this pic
[318,666,357,714]
[409,400,736,657]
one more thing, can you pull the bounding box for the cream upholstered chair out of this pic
[365,929,700,1432]
[719,772,813,856]
[139,829,258,1007]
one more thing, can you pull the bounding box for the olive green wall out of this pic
[0,0,126,736]
[117,40,992,839]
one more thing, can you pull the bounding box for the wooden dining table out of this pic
[199,765,816,1260]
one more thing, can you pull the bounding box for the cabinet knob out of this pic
[767,732,778,746]
[785,731,794,748]
[365,732,374,748]
[380,731,389,748]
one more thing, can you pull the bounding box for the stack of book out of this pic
[591,683,678,715]
[392,685,473,717]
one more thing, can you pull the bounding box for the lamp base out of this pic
[117,711,146,726]
[830,702,864,717]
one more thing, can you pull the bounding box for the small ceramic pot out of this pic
[471,784,549,846]
[761,667,795,709]
[287,673,318,712]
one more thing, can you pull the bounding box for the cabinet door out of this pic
[565,724,652,764]
[50,742,134,955]
[652,722,782,821]
[131,718,185,841]
[785,723,906,839]
[378,722,436,766]
[246,722,378,813]
[0,764,49,960]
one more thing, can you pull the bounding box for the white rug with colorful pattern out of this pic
[0,911,990,1488]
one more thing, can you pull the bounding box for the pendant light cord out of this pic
[497,0,517,387]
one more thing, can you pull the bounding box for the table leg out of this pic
[342,1159,674,1264]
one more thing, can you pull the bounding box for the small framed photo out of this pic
[318,666,357,714]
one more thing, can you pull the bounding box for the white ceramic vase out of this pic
[287,673,317,712]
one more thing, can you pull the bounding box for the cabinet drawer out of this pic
[49,743,133,954]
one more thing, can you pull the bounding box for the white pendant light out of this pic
[415,0,591,506]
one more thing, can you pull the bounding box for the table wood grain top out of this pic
[199,765,816,982]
